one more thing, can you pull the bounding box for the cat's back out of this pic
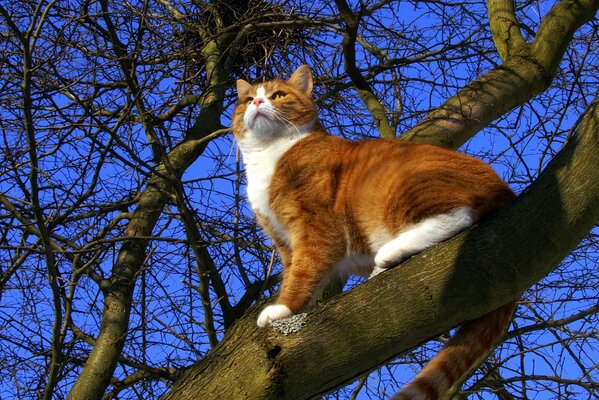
[287,136,504,191]
[284,134,489,174]
[273,133,513,221]
[276,132,417,176]
[346,138,514,225]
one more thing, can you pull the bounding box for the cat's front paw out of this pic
[257,304,293,328]
[374,241,407,270]
[368,265,388,279]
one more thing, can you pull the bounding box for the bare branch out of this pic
[488,0,527,62]
[333,0,396,138]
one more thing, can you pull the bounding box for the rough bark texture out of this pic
[487,0,527,62]
[163,102,598,399]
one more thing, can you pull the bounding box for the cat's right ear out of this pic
[236,79,252,99]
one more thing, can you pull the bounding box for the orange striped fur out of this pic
[232,65,516,399]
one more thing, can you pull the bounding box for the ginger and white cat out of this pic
[232,65,516,400]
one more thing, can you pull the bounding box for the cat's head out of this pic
[232,65,318,142]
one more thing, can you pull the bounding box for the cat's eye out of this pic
[271,91,286,100]
[245,97,253,104]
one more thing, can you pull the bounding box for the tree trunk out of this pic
[68,105,223,400]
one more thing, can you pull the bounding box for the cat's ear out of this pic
[236,79,252,99]
[288,65,313,95]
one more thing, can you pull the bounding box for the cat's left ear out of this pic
[236,79,252,99]
[288,65,313,95]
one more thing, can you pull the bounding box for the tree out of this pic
[0,0,597,399]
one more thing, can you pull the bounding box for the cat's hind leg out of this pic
[370,207,475,278]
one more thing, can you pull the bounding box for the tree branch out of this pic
[402,0,598,149]
[334,0,396,138]
[487,0,526,62]
[531,0,597,76]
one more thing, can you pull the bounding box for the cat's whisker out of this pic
[273,112,302,136]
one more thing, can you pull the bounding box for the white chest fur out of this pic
[239,130,312,245]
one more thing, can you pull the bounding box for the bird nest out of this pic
[177,0,307,82]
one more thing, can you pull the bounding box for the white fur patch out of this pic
[239,131,311,244]
[335,253,375,277]
[368,265,388,279]
[238,89,313,245]
[257,304,293,328]
[374,207,475,269]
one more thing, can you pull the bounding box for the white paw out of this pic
[374,241,407,269]
[368,265,388,279]
[257,304,293,328]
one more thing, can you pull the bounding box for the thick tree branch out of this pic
[402,0,598,149]
[531,0,597,76]
[163,101,599,399]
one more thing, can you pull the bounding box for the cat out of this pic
[232,65,516,400]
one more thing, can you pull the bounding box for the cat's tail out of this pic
[391,301,516,400]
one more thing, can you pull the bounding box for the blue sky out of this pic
[0,0,597,398]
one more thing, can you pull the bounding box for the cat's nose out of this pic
[253,97,265,107]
